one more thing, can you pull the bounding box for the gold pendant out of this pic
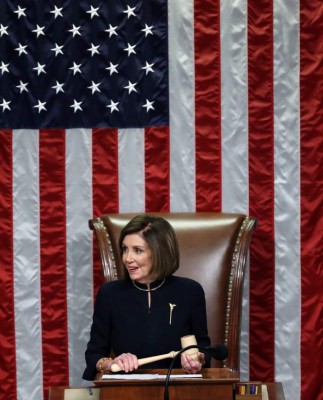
[168,303,177,325]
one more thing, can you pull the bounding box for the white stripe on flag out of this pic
[66,129,94,386]
[273,1,301,399]
[118,128,145,213]
[13,129,43,400]
[169,0,196,212]
[220,0,249,214]
[219,0,249,377]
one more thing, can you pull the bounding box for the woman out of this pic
[82,215,210,380]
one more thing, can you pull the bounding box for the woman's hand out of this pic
[110,353,139,373]
[181,352,205,374]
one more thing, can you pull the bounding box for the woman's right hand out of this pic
[110,353,139,373]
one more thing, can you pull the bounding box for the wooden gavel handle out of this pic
[110,350,179,372]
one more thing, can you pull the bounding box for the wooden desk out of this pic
[95,368,238,400]
[49,369,285,400]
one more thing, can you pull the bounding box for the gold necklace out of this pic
[132,278,165,292]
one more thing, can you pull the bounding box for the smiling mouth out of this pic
[128,266,139,272]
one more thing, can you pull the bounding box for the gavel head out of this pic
[181,335,199,362]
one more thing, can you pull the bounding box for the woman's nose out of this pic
[126,251,134,262]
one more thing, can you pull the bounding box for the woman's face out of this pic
[122,233,153,284]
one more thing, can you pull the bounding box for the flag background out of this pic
[0,1,322,400]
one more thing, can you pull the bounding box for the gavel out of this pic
[110,334,199,372]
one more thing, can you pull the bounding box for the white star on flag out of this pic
[124,43,136,56]
[69,25,81,37]
[32,25,45,37]
[124,81,138,94]
[51,81,64,94]
[70,100,83,113]
[106,100,119,113]
[50,6,63,19]
[88,43,100,56]
[0,98,11,111]
[105,62,119,75]
[69,62,82,75]
[142,99,154,112]
[51,44,64,56]
[15,43,28,56]
[87,6,100,19]
[88,81,101,94]
[14,6,26,19]
[123,5,136,19]
[33,63,46,75]
[141,24,154,37]
[16,81,29,93]
[33,100,47,113]
[0,24,9,37]
[0,62,9,75]
[142,62,154,75]
[105,24,118,37]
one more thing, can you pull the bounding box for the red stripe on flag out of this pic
[0,130,17,400]
[300,1,323,399]
[194,0,222,211]
[145,126,170,212]
[39,130,69,398]
[248,1,275,381]
[92,128,119,290]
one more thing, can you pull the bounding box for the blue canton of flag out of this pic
[0,1,168,129]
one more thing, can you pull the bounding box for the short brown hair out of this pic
[118,215,180,280]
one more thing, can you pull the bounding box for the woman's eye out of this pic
[122,246,128,253]
[135,248,143,254]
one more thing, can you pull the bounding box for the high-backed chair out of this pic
[89,212,257,372]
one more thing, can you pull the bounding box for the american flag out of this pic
[0,1,322,400]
